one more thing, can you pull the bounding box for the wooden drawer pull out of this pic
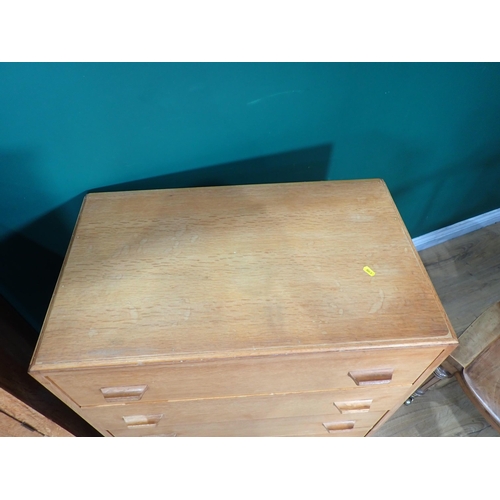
[100,385,148,402]
[333,400,372,413]
[123,414,163,428]
[348,369,393,386]
[323,421,355,433]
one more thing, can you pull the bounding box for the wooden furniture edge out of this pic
[366,344,458,436]
[28,194,90,374]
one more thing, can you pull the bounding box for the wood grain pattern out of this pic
[41,346,444,408]
[30,180,454,372]
[108,411,386,437]
[79,385,411,432]
[29,180,456,436]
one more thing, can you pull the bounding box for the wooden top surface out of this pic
[30,180,456,371]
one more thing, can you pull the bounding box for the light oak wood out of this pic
[30,180,455,371]
[40,346,444,408]
[100,385,148,403]
[108,411,386,437]
[79,385,411,432]
[29,180,457,436]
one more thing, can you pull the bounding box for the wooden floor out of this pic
[373,222,500,437]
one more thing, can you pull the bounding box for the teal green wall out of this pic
[2,63,500,329]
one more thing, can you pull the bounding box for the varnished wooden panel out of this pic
[28,180,456,437]
[30,180,454,372]
[108,411,386,437]
[42,347,444,407]
[80,385,412,433]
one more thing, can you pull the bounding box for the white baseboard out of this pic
[412,208,500,251]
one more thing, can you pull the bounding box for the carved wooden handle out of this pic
[100,384,148,402]
[323,421,355,433]
[333,399,372,413]
[123,414,163,428]
[348,369,393,386]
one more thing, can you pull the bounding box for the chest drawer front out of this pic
[47,347,443,408]
[81,385,410,432]
[107,411,386,437]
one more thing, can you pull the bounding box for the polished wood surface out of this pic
[29,180,456,436]
[373,222,500,437]
[79,385,411,429]
[108,411,386,437]
[45,346,444,407]
[30,180,455,372]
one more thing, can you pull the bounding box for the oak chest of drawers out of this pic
[29,179,458,437]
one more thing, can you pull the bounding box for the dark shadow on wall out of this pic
[93,143,333,193]
[0,232,63,341]
[0,144,333,331]
[0,149,70,340]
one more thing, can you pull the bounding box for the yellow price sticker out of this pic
[363,266,376,277]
